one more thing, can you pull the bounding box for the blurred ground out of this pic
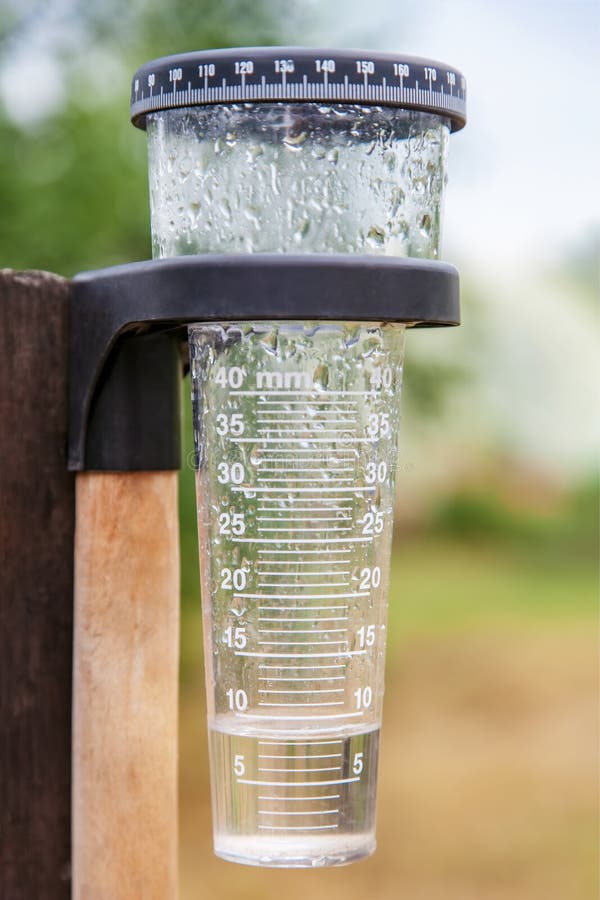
[178,533,597,900]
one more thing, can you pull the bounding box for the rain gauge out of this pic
[71,46,467,870]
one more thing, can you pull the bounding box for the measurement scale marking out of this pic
[258,665,345,671]
[258,616,348,622]
[255,469,354,475]
[258,688,345,693]
[257,641,348,647]
[257,518,352,525]
[258,570,350,577]
[238,776,360,786]
[256,421,355,427]
[230,390,376,397]
[258,754,342,759]
[258,675,346,681]
[235,651,366,658]
[256,473,355,480]
[257,405,357,411]
[257,407,357,414]
[257,606,348,612]
[236,592,368,600]
[258,579,351,585]
[256,427,357,434]
[258,623,348,631]
[257,399,358,405]
[258,809,339,816]
[258,739,343,746]
[257,406,356,413]
[257,509,351,515]
[233,537,372,544]
[258,795,340,803]
[259,766,341,773]
[258,580,350,586]
[258,573,350,579]
[232,486,375,493]
[255,447,357,453]
[258,550,351,556]
[258,629,347,635]
[256,459,357,467]
[230,437,374,444]
[258,824,338,831]
[257,469,354,484]
[258,701,345,707]
[256,501,355,508]
[257,548,352,554]
[257,558,351,565]
[258,583,349,589]
[257,523,353,530]
[256,406,358,413]
[257,524,353,531]
[257,526,352,535]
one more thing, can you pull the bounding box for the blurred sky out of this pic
[0,0,597,482]
[2,0,597,272]
[302,0,600,482]
[304,0,600,274]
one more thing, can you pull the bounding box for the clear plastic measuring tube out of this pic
[190,321,404,866]
[132,46,466,866]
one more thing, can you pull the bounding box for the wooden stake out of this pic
[0,271,73,900]
[73,472,180,900]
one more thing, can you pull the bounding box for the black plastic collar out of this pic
[69,254,459,472]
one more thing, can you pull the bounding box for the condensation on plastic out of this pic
[147,104,449,259]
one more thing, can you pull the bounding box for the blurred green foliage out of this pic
[0,0,304,274]
[430,475,599,552]
[1,2,596,675]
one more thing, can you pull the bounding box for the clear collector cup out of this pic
[133,47,465,867]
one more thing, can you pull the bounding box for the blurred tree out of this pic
[558,227,600,309]
[0,0,305,274]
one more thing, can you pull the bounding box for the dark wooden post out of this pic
[1,270,180,899]
[0,270,74,899]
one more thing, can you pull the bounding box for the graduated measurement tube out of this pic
[133,47,466,866]
[189,321,404,866]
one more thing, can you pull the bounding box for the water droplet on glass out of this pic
[344,326,361,348]
[390,186,406,217]
[246,144,264,163]
[259,329,279,356]
[362,337,382,358]
[384,150,396,172]
[283,131,307,151]
[249,445,264,467]
[149,105,448,258]
[313,364,329,391]
[366,225,385,248]
[293,218,310,243]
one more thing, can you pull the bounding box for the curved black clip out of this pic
[69,254,459,472]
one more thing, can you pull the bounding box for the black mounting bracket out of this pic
[69,254,460,472]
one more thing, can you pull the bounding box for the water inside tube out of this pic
[190,321,405,866]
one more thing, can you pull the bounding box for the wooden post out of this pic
[1,271,181,899]
[0,270,74,899]
[72,472,179,899]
